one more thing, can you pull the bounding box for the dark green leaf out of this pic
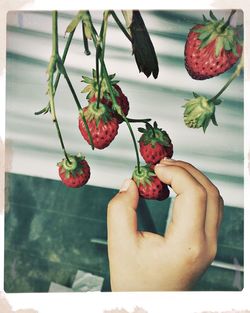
[198,31,211,41]
[211,113,218,126]
[130,11,159,78]
[213,99,222,106]
[202,14,209,22]
[202,118,210,132]
[34,105,50,115]
[209,10,218,21]
[138,127,146,133]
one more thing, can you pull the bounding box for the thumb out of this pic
[107,179,139,248]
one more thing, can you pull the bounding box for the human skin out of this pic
[107,158,224,291]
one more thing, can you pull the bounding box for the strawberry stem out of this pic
[48,11,71,164]
[61,65,95,150]
[95,45,101,109]
[110,10,132,42]
[82,20,91,55]
[35,29,75,115]
[220,10,237,33]
[208,55,243,103]
[85,11,142,172]
[127,118,152,123]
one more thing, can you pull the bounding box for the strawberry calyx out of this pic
[81,69,119,100]
[183,93,219,132]
[132,164,155,187]
[57,154,87,180]
[138,122,172,148]
[83,101,113,126]
[194,10,242,57]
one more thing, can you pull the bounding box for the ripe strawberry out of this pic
[132,164,169,201]
[138,122,173,165]
[81,70,129,123]
[79,101,119,149]
[57,154,90,188]
[185,10,243,80]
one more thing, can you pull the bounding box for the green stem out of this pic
[61,64,95,150]
[52,11,59,55]
[35,29,75,115]
[82,20,91,55]
[221,10,237,32]
[110,10,132,42]
[85,11,141,171]
[208,55,243,103]
[127,118,152,123]
[50,11,71,163]
[101,53,141,172]
[96,45,101,109]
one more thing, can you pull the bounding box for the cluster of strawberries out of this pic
[58,73,129,187]
[58,10,243,201]
[58,71,173,200]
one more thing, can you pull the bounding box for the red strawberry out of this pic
[81,70,129,123]
[132,164,169,201]
[185,11,243,80]
[57,154,90,188]
[79,101,119,149]
[139,122,173,165]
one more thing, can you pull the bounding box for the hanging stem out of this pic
[85,10,141,172]
[101,52,141,172]
[208,55,243,103]
[82,20,91,55]
[49,11,71,163]
[110,10,132,42]
[60,63,95,150]
[35,29,76,115]
[221,10,237,32]
[127,118,152,123]
[95,45,101,109]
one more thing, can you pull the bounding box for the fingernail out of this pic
[119,179,131,192]
[162,157,175,162]
[155,163,166,168]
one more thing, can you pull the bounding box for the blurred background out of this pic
[4,10,243,292]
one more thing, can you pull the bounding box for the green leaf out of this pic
[138,127,146,133]
[213,99,222,106]
[81,76,93,84]
[209,10,218,21]
[223,38,232,51]
[202,14,209,22]
[211,113,218,126]
[215,37,224,57]
[65,14,82,34]
[81,85,93,94]
[153,121,158,128]
[193,92,199,98]
[198,31,211,41]
[202,117,210,132]
[34,105,50,115]
[109,73,116,80]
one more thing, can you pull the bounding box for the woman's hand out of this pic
[107,159,224,291]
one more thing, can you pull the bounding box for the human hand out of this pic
[107,158,224,291]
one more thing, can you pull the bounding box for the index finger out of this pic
[154,163,207,236]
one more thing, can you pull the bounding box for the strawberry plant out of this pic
[35,10,243,199]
